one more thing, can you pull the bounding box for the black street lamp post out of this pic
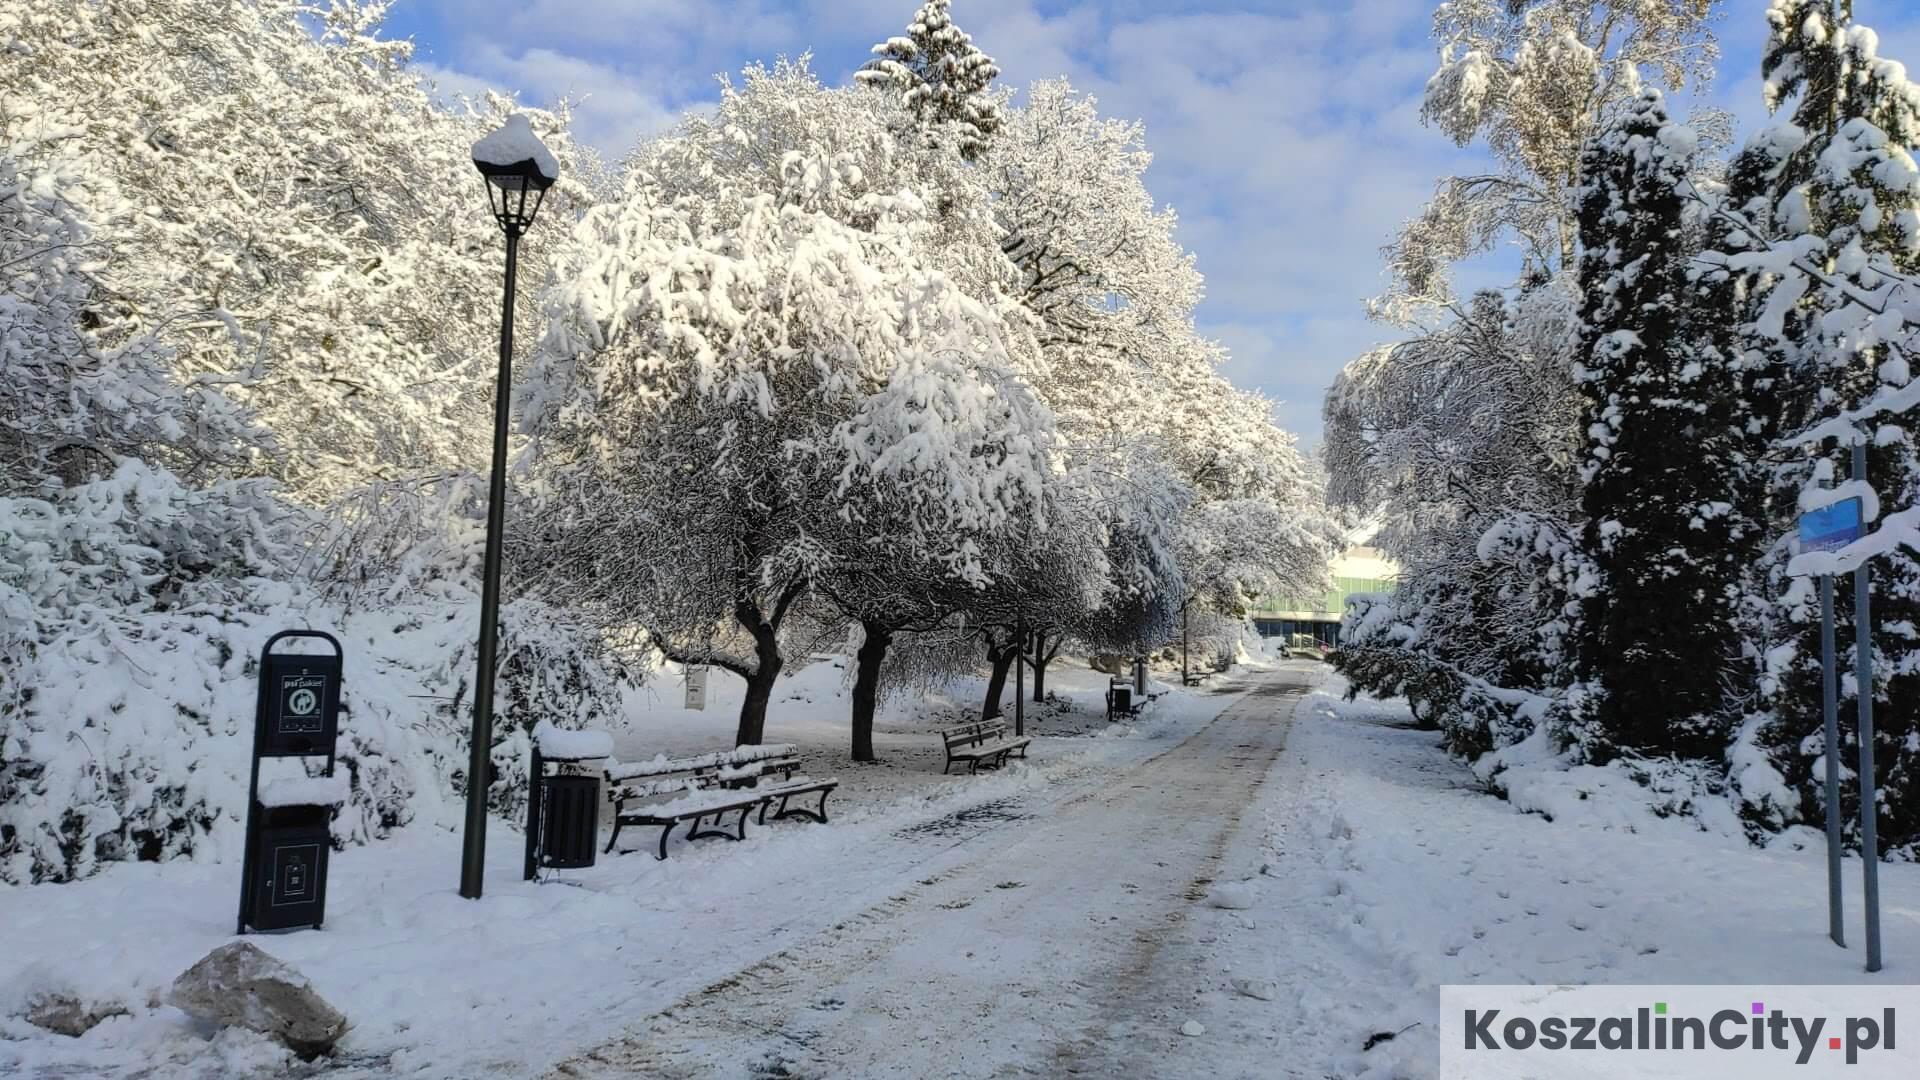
[461,116,557,900]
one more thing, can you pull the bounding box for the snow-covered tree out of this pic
[811,342,1056,759]
[0,119,259,492]
[525,64,1051,750]
[1571,89,1763,760]
[988,80,1333,659]
[2,0,594,502]
[990,81,1200,365]
[1719,1,1920,851]
[1762,0,1920,190]
[856,0,1004,160]
[1326,278,1587,729]
[1384,0,1722,321]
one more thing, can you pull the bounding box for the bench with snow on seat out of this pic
[602,743,838,860]
[938,720,1031,774]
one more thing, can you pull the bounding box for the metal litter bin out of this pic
[535,774,600,870]
[246,802,330,932]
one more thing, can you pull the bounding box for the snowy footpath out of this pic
[7,662,1919,1079]
[551,671,1313,1079]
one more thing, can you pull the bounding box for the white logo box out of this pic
[1441,984,1920,1079]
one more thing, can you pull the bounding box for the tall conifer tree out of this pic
[1754,0,1920,850]
[1573,89,1758,759]
[856,0,1003,159]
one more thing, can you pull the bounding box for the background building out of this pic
[1250,543,1396,646]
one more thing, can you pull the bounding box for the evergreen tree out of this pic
[1572,89,1759,760]
[1763,0,1920,189]
[855,0,1003,159]
[1752,0,1920,852]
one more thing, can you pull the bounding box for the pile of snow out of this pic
[532,720,613,762]
[256,775,350,809]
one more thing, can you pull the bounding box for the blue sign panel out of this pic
[1799,497,1864,554]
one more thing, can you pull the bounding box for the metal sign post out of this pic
[1797,490,1862,953]
[1796,446,1885,973]
[238,630,343,935]
[1851,442,1882,974]
[1820,573,1844,948]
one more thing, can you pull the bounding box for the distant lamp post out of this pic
[460,115,558,901]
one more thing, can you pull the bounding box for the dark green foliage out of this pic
[1573,89,1764,760]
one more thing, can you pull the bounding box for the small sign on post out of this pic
[684,666,708,711]
[1799,497,1859,957]
[1798,496,1864,554]
[1793,460,1882,974]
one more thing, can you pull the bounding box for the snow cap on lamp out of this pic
[471,114,557,234]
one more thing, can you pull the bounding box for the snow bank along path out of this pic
[552,667,1316,1079]
[1161,679,1920,1080]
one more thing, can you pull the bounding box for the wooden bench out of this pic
[938,720,1031,774]
[603,743,837,860]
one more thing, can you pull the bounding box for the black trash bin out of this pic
[246,802,330,932]
[1109,684,1133,719]
[536,774,600,870]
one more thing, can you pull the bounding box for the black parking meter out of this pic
[238,630,344,934]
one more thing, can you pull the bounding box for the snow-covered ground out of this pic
[0,657,1241,1078]
[552,667,1310,1080]
[8,661,1915,1079]
[1170,675,1920,1079]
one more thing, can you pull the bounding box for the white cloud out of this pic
[454,42,684,154]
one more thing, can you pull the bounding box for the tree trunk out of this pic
[730,585,801,747]
[981,643,1015,721]
[1029,633,1061,703]
[735,622,785,747]
[851,621,892,763]
[737,659,780,746]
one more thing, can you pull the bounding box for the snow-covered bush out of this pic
[311,477,632,825]
[0,460,310,884]
[0,2,624,883]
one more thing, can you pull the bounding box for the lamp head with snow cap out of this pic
[471,114,558,236]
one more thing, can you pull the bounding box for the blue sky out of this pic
[380,0,1920,449]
